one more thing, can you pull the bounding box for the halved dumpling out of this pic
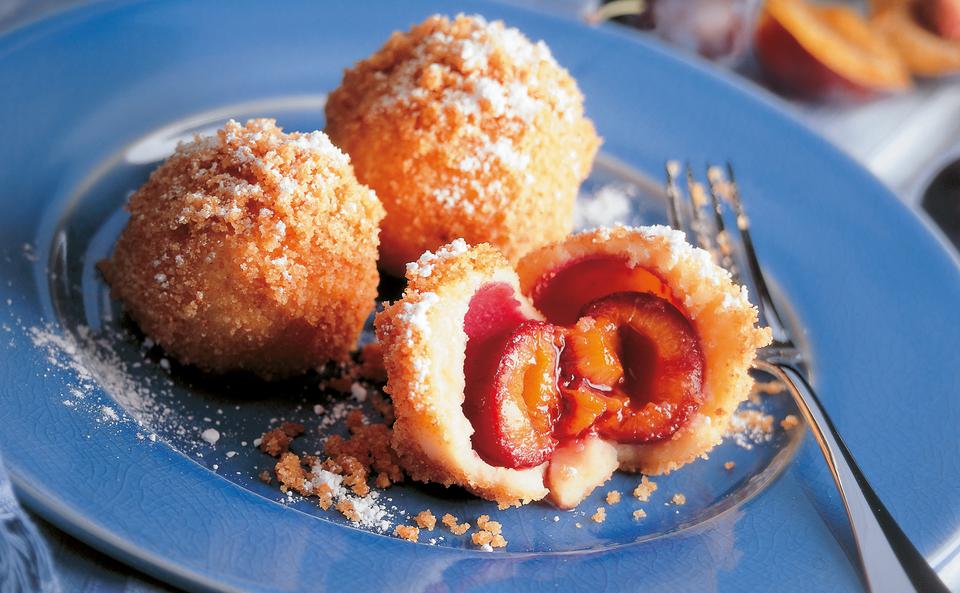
[517,226,771,475]
[376,226,770,508]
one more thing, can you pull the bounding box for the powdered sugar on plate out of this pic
[574,182,636,229]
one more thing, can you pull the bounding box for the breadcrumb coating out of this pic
[102,119,384,377]
[326,14,600,276]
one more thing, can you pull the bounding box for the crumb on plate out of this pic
[633,476,657,501]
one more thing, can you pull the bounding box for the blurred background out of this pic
[0,0,957,591]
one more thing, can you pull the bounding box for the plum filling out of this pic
[462,262,705,469]
[566,293,705,443]
[463,284,561,468]
[531,255,678,325]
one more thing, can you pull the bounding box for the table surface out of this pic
[0,1,957,592]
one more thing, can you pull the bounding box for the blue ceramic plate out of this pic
[1,2,959,592]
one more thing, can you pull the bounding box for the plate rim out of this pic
[2,0,959,591]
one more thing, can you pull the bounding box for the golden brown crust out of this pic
[517,226,772,475]
[102,119,384,377]
[326,14,600,275]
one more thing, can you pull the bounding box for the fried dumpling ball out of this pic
[326,14,601,276]
[375,227,770,508]
[101,119,385,377]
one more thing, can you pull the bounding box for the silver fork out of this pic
[665,161,950,593]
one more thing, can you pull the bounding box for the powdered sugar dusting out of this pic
[28,325,193,442]
[405,238,469,279]
[574,183,636,229]
[304,466,392,531]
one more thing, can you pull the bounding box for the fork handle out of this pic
[754,360,951,593]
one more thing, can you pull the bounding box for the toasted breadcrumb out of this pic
[258,470,272,484]
[323,412,404,491]
[281,421,305,437]
[490,534,507,548]
[672,493,687,506]
[315,483,333,510]
[275,452,311,496]
[415,510,437,531]
[476,515,502,535]
[370,392,395,425]
[328,373,355,394]
[358,343,388,383]
[632,509,647,520]
[780,414,800,430]
[259,427,294,457]
[394,524,420,542]
[633,476,658,501]
[724,461,736,470]
[591,507,606,523]
[606,490,621,505]
[471,530,493,546]
[336,499,359,522]
[442,513,471,535]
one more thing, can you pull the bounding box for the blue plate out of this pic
[1,1,959,592]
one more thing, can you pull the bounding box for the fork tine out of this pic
[706,165,740,284]
[684,163,718,256]
[664,160,684,230]
[722,163,789,343]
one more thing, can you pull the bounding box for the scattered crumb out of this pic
[605,490,621,505]
[258,470,272,484]
[633,476,658,501]
[394,524,420,542]
[259,426,296,457]
[358,342,388,382]
[724,461,736,471]
[336,499,359,522]
[442,513,470,535]
[672,493,686,506]
[280,421,304,437]
[591,507,606,523]
[323,412,404,491]
[780,414,800,430]
[490,534,507,548]
[369,391,395,425]
[632,509,647,520]
[415,510,437,531]
[575,522,582,529]
[471,530,493,546]
[314,483,333,511]
[275,452,311,496]
[476,515,501,535]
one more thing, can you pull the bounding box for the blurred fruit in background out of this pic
[754,0,910,100]
[871,0,960,77]
[595,0,960,103]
